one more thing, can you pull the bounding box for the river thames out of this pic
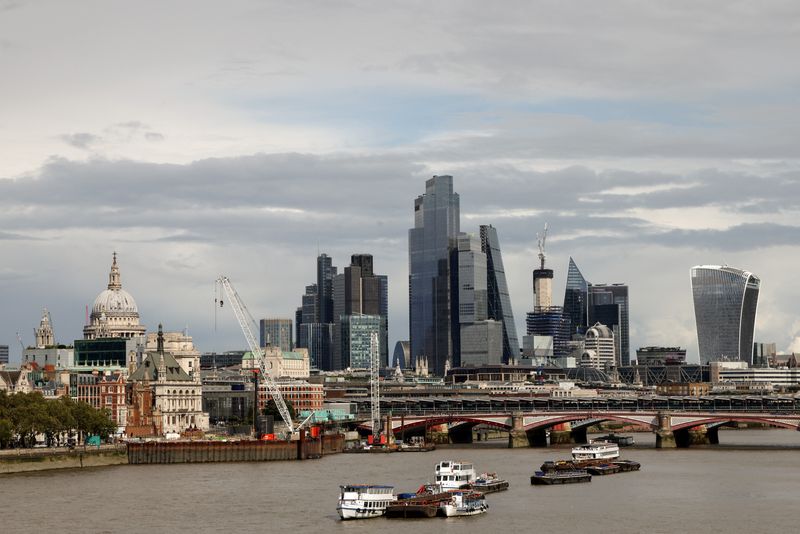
[2,429,798,534]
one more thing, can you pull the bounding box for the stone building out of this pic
[83,253,147,340]
[127,325,208,436]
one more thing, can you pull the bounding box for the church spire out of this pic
[108,251,122,290]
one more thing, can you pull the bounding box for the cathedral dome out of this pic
[92,287,139,316]
[83,253,146,341]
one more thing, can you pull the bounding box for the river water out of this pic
[2,429,798,534]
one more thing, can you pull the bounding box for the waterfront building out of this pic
[409,175,460,376]
[0,344,8,365]
[259,318,293,351]
[691,265,760,365]
[616,363,709,386]
[563,257,589,337]
[83,253,147,340]
[712,362,800,388]
[588,283,630,366]
[127,325,209,435]
[636,346,687,366]
[480,225,520,363]
[580,323,616,370]
[392,341,410,368]
[99,372,127,429]
[656,382,710,396]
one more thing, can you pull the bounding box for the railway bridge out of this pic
[361,410,800,448]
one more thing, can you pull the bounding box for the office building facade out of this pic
[691,265,760,365]
[409,175,460,376]
[563,257,589,337]
[259,318,293,351]
[588,283,630,366]
[341,314,382,369]
[0,345,8,365]
[480,225,520,363]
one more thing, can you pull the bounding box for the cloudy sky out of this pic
[1,1,799,363]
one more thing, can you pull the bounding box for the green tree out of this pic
[0,419,13,449]
[262,398,296,421]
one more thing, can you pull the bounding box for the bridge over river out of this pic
[349,395,800,448]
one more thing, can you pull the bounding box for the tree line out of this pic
[0,391,116,449]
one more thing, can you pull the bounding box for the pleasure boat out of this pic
[441,490,488,517]
[571,440,620,461]
[434,460,477,490]
[337,485,397,520]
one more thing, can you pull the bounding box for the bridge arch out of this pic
[388,415,513,434]
[671,416,800,432]
[524,414,658,432]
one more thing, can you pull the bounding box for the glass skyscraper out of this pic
[409,175,460,375]
[588,283,630,366]
[563,257,589,337]
[480,224,520,363]
[691,265,760,365]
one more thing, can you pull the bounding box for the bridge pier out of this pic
[426,424,450,445]
[549,422,574,445]
[688,425,711,446]
[508,412,529,448]
[707,425,720,445]
[655,412,676,449]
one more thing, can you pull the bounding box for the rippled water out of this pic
[2,430,798,534]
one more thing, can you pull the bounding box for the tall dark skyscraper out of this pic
[316,253,336,324]
[409,175,460,375]
[333,254,388,369]
[588,283,630,366]
[563,257,589,337]
[480,225,520,363]
[296,255,338,370]
[691,265,760,365]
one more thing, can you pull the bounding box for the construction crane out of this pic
[369,331,380,440]
[536,222,549,270]
[215,276,296,435]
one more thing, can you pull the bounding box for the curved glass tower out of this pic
[691,265,760,365]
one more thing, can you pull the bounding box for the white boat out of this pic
[337,485,397,520]
[571,440,620,461]
[442,490,488,517]
[435,460,477,490]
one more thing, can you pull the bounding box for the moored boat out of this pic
[585,463,621,476]
[471,472,509,493]
[571,440,620,461]
[441,490,488,517]
[435,460,477,490]
[595,433,635,446]
[531,470,592,485]
[337,485,396,520]
[611,460,641,472]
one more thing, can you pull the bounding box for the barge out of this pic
[531,470,592,485]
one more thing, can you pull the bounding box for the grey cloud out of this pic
[145,132,165,142]
[60,132,101,149]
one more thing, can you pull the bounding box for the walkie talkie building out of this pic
[690,265,760,365]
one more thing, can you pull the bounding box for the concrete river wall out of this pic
[0,445,128,474]
[127,434,345,464]
[1,434,344,473]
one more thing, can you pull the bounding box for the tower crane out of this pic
[215,276,296,435]
[369,331,380,440]
[536,222,549,270]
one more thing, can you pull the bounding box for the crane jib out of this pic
[215,276,295,434]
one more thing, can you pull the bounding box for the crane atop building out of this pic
[537,222,549,270]
[215,276,297,435]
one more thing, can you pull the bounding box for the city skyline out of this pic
[1,2,799,363]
